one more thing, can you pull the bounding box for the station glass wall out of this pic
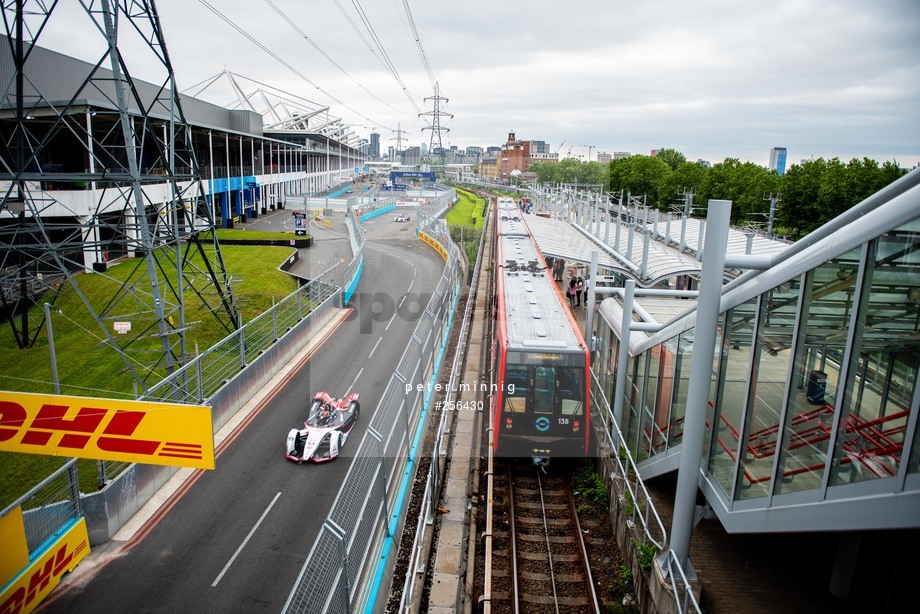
[600,215,920,505]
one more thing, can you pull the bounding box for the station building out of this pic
[0,35,363,273]
[526,172,920,604]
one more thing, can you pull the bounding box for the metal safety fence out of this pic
[283,206,462,614]
[591,374,701,613]
[398,192,490,611]
[139,266,339,407]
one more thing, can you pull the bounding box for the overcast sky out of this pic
[37,0,920,167]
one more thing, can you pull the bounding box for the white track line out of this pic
[345,368,364,397]
[368,336,383,359]
[212,492,282,587]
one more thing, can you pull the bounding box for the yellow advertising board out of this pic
[0,507,29,588]
[0,391,214,469]
[0,517,90,614]
[419,232,448,261]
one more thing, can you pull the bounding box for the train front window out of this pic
[504,365,528,413]
[533,366,555,415]
[557,367,585,416]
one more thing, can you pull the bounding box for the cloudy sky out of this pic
[36,0,920,167]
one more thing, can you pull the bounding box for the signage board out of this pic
[0,391,214,469]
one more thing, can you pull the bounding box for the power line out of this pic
[263,0,407,115]
[331,0,422,114]
[198,0,393,131]
[401,0,435,89]
[419,82,452,161]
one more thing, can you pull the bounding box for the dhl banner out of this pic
[419,232,449,261]
[0,517,90,614]
[0,391,214,470]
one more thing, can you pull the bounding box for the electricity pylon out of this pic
[419,82,452,163]
[1,1,239,394]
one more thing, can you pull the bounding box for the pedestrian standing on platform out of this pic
[567,279,577,307]
[575,276,584,307]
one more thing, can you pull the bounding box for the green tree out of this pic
[778,157,906,239]
[530,158,609,188]
[608,155,672,206]
[779,158,829,238]
[655,148,687,171]
[698,158,779,224]
[530,161,557,183]
[660,161,708,209]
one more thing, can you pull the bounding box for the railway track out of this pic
[489,460,601,614]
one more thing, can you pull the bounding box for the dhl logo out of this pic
[0,519,90,614]
[0,392,214,469]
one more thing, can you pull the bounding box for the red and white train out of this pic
[491,197,592,465]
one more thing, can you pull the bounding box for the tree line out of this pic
[530,149,909,239]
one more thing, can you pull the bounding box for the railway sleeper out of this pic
[520,571,585,583]
[518,551,580,562]
[516,533,579,544]
[515,501,569,510]
[520,593,591,607]
[515,515,572,526]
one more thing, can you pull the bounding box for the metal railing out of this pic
[660,549,702,613]
[590,374,668,550]
[397,194,489,612]
[283,206,462,614]
[139,266,339,406]
[591,373,701,613]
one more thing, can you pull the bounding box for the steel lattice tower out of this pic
[419,82,452,162]
[1,1,239,392]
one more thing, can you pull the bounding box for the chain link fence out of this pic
[139,266,338,407]
[284,199,461,614]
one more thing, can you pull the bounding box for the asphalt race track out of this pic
[42,209,445,612]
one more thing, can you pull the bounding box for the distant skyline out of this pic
[33,0,920,168]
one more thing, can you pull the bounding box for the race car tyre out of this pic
[349,401,360,417]
[310,399,322,416]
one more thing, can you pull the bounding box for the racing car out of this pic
[285,392,360,463]
[394,214,411,222]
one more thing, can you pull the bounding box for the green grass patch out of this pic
[0,244,297,398]
[446,188,486,229]
[215,228,307,241]
[446,188,487,263]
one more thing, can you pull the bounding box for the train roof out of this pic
[498,232,584,351]
[497,202,529,237]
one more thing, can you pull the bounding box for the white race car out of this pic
[285,392,360,463]
[394,214,411,222]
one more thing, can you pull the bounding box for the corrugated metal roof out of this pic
[526,209,791,287]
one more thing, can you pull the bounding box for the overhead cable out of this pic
[198,0,393,131]
[263,0,408,115]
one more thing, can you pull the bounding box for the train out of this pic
[491,197,592,465]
